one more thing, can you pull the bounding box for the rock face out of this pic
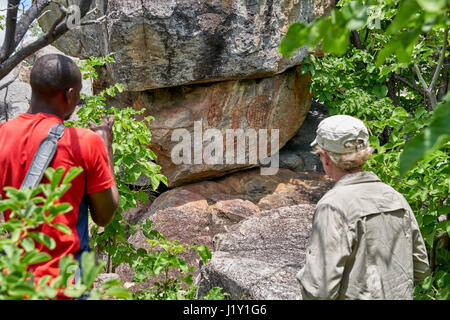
[116,168,333,289]
[39,0,334,91]
[129,66,312,187]
[196,204,315,299]
[37,0,335,188]
[0,63,31,123]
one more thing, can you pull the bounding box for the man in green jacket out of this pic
[297,115,430,300]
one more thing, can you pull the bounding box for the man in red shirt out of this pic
[0,54,119,297]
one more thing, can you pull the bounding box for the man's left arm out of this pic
[84,115,119,227]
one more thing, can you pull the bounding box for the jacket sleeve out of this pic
[297,203,352,300]
[407,206,430,282]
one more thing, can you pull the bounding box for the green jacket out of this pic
[297,171,430,300]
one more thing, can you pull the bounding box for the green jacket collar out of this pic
[334,171,381,188]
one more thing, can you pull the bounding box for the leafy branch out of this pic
[414,27,449,110]
[0,167,128,299]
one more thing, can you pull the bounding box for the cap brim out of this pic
[310,138,318,148]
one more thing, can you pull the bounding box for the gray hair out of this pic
[313,140,374,172]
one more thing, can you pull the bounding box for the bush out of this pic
[0,167,125,300]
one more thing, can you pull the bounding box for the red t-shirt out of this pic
[0,113,114,297]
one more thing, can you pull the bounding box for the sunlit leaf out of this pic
[62,167,83,184]
[28,232,56,250]
[400,98,450,177]
[195,245,212,265]
[386,0,421,35]
[105,287,133,300]
[416,0,447,13]
[279,22,309,57]
[22,251,51,265]
[53,223,72,235]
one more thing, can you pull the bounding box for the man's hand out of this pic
[87,113,119,227]
[88,114,114,147]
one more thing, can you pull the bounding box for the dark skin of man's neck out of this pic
[28,94,74,121]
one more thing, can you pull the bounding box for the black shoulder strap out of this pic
[20,123,66,189]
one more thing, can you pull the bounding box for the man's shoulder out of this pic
[321,175,400,201]
[66,126,103,143]
[317,179,409,221]
[317,186,344,206]
[0,114,25,129]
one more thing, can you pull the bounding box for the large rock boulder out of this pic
[128,66,312,187]
[196,204,315,299]
[37,0,335,187]
[39,0,334,91]
[116,168,333,289]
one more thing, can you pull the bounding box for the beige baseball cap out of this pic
[311,115,369,154]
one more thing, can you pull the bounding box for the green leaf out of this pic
[115,83,124,93]
[37,275,53,287]
[28,232,56,250]
[438,206,450,216]
[22,251,51,265]
[437,220,450,236]
[421,275,433,290]
[80,251,105,287]
[49,167,65,190]
[101,278,122,290]
[423,215,436,226]
[386,0,420,35]
[416,0,447,13]
[343,2,368,30]
[396,28,421,64]
[134,191,149,204]
[20,237,35,252]
[279,22,309,57]
[8,284,35,297]
[47,203,73,222]
[195,245,212,265]
[369,135,381,149]
[183,274,193,285]
[376,28,421,66]
[64,284,88,298]
[307,18,331,49]
[373,85,388,98]
[4,188,27,202]
[62,167,83,184]
[30,185,44,198]
[322,27,350,56]
[152,254,169,275]
[58,255,79,284]
[53,223,72,235]
[105,287,133,300]
[400,99,450,177]
[173,257,189,273]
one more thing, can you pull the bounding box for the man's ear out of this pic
[64,88,74,103]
